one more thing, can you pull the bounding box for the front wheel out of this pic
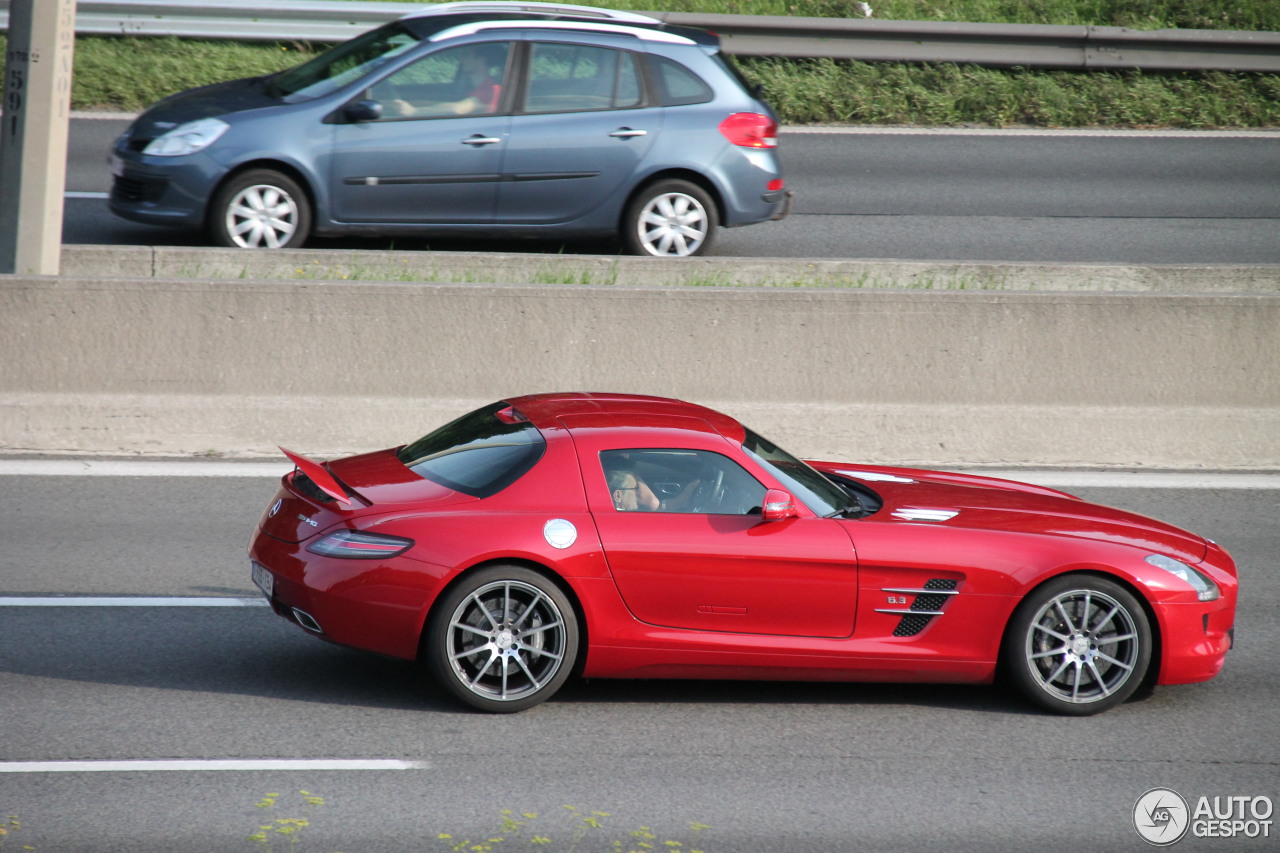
[424,565,578,713]
[622,179,718,257]
[208,168,311,249]
[1003,574,1152,715]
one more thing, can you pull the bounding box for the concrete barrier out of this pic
[59,244,1280,293]
[2,273,1277,469]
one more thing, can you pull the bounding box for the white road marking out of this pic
[0,459,1276,488]
[943,470,1280,490]
[0,759,427,773]
[65,191,109,199]
[0,459,290,477]
[0,596,267,607]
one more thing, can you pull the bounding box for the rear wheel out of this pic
[1003,574,1152,715]
[209,168,311,249]
[425,565,578,713]
[622,179,717,257]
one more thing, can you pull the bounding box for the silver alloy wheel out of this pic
[636,191,709,257]
[443,579,569,704]
[224,184,299,249]
[1024,588,1141,705]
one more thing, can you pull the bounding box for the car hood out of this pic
[813,463,1207,564]
[131,76,278,138]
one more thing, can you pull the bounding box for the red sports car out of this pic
[248,393,1237,715]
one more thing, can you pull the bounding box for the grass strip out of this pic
[243,0,1280,31]
[13,0,1280,127]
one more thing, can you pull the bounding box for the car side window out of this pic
[522,42,643,114]
[369,42,510,119]
[649,55,713,107]
[600,449,766,515]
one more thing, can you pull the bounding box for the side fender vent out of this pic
[878,578,960,637]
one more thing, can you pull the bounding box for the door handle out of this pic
[461,135,502,146]
[608,128,648,138]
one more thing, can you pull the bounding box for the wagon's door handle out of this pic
[461,135,502,146]
[608,128,648,138]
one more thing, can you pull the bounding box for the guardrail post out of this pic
[0,0,76,275]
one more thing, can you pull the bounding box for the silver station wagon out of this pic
[108,1,792,257]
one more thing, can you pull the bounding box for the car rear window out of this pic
[398,401,545,498]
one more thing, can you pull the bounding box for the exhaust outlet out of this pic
[291,608,323,634]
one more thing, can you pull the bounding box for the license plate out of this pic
[251,562,274,600]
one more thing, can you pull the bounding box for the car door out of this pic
[496,40,661,224]
[585,444,859,638]
[327,42,513,224]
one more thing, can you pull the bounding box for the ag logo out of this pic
[1134,788,1190,846]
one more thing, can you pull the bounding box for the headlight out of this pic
[143,117,229,156]
[1146,554,1220,601]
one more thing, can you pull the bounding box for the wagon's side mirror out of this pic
[761,489,799,522]
[344,99,383,123]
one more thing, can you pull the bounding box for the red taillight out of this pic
[767,178,785,192]
[307,529,414,559]
[719,112,777,148]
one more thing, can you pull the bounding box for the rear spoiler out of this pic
[280,447,351,505]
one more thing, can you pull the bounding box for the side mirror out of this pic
[761,488,799,522]
[344,99,383,123]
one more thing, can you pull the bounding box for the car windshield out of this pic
[270,22,422,101]
[398,401,545,498]
[741,429,849,517]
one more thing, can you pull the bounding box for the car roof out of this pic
[504,392,746,439]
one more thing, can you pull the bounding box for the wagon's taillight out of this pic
[307,530,414,559]
[719,112,777,148]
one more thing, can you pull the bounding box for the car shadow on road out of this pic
[552,675,1035,715]
[2,605,1173,717]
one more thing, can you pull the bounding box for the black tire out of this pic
[208,168,311,249]
[424,565,578,713]
[1003,574,1152,715]
[622,179,718,257]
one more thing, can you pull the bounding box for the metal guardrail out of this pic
[676,13,1280,73]
[1,0,1278,72]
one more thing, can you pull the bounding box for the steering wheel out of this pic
[689,468,725,512]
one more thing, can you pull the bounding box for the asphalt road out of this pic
[1,467,1277,852]
[65,116,1280,263]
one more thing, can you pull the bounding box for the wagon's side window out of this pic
[600,449,766,515]
[648,55,713,107]
[521,42,643,113]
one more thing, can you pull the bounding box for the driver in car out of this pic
[608,466,703,512]
[392,45,503,116]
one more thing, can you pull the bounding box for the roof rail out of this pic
[403,2,661,25]
[430,18,696,45]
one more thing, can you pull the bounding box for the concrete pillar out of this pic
[0,0,77,275]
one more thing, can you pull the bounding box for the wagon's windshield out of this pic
[270,22,422,102]
[398,401,545,498]
[741,429,848,517]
